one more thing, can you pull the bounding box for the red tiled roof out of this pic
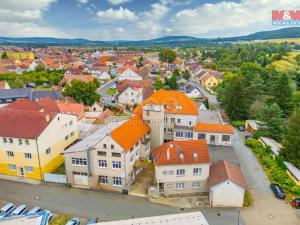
[208,160,247,189]
[0,109,52,139]
[152,140,210,166]
[55,100,84,118]
[111,113,150,151]
[37,97,60,113]
[194,123,234,134]
[4,98,43,112]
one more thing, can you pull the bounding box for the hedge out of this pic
[245,138,300,195]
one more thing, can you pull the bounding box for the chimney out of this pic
[45,114,50,122]
[166,148,170,160]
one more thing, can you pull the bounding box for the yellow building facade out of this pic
[0,113,78,180]
[7,52,35,60]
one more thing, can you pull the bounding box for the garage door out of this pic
[74,175,88,186]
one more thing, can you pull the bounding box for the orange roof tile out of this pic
[111,113,150,151]
[55,100,84,117]
[63,75,95,84]
[193,123,234,134]
[152,140,210,166]
[134,90,198,115]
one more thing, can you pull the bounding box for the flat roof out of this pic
[198,110,223,124]
[259,137,282,156]
[284,161,300,181]
[94,212,209,225]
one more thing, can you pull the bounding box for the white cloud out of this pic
[96,7,137,23]
[77,0,88,4]
[169,0,300,37]
[115,27,125,33]
[106,0,133,5]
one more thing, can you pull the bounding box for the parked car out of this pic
[66,217,80,225]
[237,125,245,131]
[292,198,300,209]
[270,184,285,199]
[27,206,43,215]
[87,218,97,224]
[44,210,53,223]
[11,205,29,217]
[0,203,16,219]
[245,134,253,139]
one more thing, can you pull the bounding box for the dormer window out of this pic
[193,152,198,158]
[179,153,184,160]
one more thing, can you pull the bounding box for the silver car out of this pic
[27,206,43,215]
[66,217,80,225]
[0,203,16,219]
[10,204,29,217]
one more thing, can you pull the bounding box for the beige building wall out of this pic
[155,163,210,196]
[118,87,143,105]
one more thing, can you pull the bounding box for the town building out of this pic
[151,140,210,196]
[64,113,150,192]
[0,98,78,180]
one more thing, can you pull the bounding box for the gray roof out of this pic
[284,161,300,181]
[199,110,223,124]
[64,120,126,153]
[0,88,32,100]
[32,90,62,101]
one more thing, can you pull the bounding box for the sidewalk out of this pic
[0,174,41,185]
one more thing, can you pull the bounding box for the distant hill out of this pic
[0,27,300,47]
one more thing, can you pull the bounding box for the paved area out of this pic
[208,145,239,166]
[97,78,117,105]
[129,164,154,197]
[149,195,210,208]
[0,179,244,225]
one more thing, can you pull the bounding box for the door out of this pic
[210,135,216,144]
[19,167,24,177]
[73,175,88,186]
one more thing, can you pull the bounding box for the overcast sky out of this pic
[0,0,299,40]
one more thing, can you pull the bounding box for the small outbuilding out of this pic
[209,160,247,207]
[245,120,259,135]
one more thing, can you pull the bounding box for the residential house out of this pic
[245,120,259,135]
[134,90,233,148]
[185,85,203,99]
[208,160,247,207]
[198,70,223,89]
[259,137,282,156]
[61,75,95,85]
[64,113,150,192]
[0,98,78,180]
[118,68,142,81]
[64,68,82,76]
[151,140,210,196]
[55,100,85,120]
[117,85,154,106]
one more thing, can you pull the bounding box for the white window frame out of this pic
[192,181,201,189]
[99,175,108,184]
[176,169,185,177]
[25,166,33,173]
[112,161,121,169]
[7,151,14,158]
[98,160,107,168]
[176,182,184,190]
[24,153,32,159]
[9,164,16,171]
[71,158,87,166]
[193,168,202,176]
[113,177,122,187]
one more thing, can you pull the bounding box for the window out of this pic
[112,152,121,157]
[111,145,114,149]
[70,132,74,137]
[177,119,181,124]
[103,144,107,149]
[98,160,107,168]
[65,135,69,141]
[71,158,87,166]
[112,161,121,169]
[9,164,16,171]
[198,133,206,140]
[188,121,192,126]
[162,171,167,175]
[164,128,166,132]
[164,117,168,122]
[176,169,185,177]
[192,182,201,189]
[9,138,13,144]
[166,183,172,187]
[185,132,193,139]
[113,177,122,186]
[167,128,173,133]
[72,171,88,176]
[222,135,231,142]
[25,166,33,173]
[7,151,14,157]
[69,121,73,126]
[46,148,51,155]
[176,131,184,138]
[25,140,29,145]
[176,182,184,190]
[171,118,175,123]
[97,151,106,156]
[24,153,32,159]
[3,137,7,143]
[99,176,108,184]
[193,168,202,175]
[18,139,23,145]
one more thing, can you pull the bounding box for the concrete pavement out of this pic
[97,78,118,105]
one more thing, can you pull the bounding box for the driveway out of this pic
[97,78,118,105]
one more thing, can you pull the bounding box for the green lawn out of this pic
[49,214,72,225]
[105,88,117,95]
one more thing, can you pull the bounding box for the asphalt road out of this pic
[97,78,118,105]
[0,180,245,225]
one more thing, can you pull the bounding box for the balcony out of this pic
[174,125,194,131]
